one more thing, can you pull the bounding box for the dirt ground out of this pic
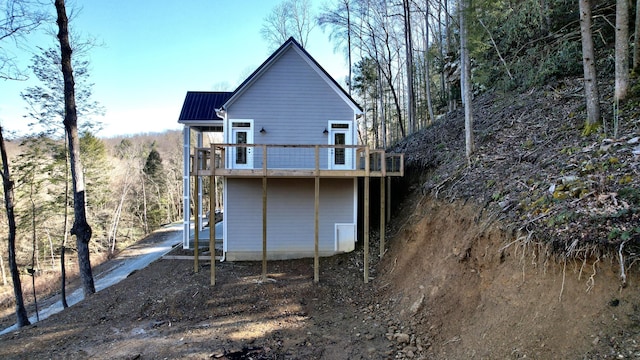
[0,194,638,359]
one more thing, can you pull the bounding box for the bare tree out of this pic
[578,0,600,134]
[54,0,95,296]
[0,0,47,80]
[634,0,640,71]
[261,0,314,49]
[403,0,416,134]
[613,0,629,138]
[615,0,629,102]
[0,127,30,328]
[460,0,474,161]
[318,0,354,94]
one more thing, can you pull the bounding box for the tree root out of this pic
[619,240,628,288]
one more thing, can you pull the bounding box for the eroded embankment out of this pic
[376,196,640,359]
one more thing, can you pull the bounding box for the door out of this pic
[231,122,253,169]
[328,122,352,170]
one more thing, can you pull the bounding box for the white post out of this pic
[182,126,191,249]
[197,132,204,232]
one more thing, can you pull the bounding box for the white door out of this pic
[328,122,352,170]
[231,122,253,169]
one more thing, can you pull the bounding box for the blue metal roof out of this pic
[178,91,233,121]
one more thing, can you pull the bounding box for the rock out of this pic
[395,333,411,344]
[409,294,425,314]
[404,345,418,353]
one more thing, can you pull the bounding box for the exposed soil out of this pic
[0,195,638,359]
[1,80,640,359]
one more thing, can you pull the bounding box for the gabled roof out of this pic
[223,37,362,114]
[178,91,233,122]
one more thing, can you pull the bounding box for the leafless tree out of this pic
[0,127,30,327]
[403,0,416,134]
[318,0,354,94]
[613,0,629,138]
[54,0,95,296]
[634,0,640,71]
[578,0,600,134]
[459,0,474,161]
[261,0,314,49]
[0,0,47,80]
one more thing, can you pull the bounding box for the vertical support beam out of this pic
[386,178,391,223]
[314,145,320,283]
[364,147,370,284]
[194,173,199,273]
[262,145,267,282]
[380,152,386,258]
[197,132,204,233]
[182,127,191,249]
[210,160,216,286]
[380,176,386,258]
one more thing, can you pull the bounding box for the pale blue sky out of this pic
[0,0,347,137]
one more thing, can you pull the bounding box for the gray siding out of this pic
[227,46,355,148]
[226,178,356,259]
[223,44,360,260]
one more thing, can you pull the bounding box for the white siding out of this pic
[226,178,356,260]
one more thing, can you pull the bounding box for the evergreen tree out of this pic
[143,145,167,229]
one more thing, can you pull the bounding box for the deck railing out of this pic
[190,144,403,178]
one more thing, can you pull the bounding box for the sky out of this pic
[0,0,348,137]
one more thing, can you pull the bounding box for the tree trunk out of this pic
[346,0,352,95]
[0,127,30,328]
[424,1,435,125]
[579,0,601,132]
[615,0,629,101]
[460,0,474,161]
[634,0,640,71]
[61,135,70,308]
[142,176,149,233]
[55,0,95,296]
[377,68,386,148]
[403,0,416,134]
[0,251,7,286]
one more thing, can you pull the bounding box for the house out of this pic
[178,38,403,275]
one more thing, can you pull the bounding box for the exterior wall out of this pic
[221,44,360,261]
[225,177,356,261]
[225,46,357,149]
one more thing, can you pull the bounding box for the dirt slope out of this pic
[378,196,640,359]
[0,197,637,359]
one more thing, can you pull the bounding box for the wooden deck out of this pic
[188,143,404,286]
[190,144,404,178]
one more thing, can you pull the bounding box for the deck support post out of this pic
[182,127,191,249]
[262,145,268,282]
[380,176,386,258]
[194,174,199,273]
[314,145,320,283]
[387,178,391,223]
[210,154,216,285]
[364,147,370,284]
[380,152,387,258]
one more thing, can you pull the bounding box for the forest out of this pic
[0,0,638,334]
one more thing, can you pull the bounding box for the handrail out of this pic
[190,143,404,177]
